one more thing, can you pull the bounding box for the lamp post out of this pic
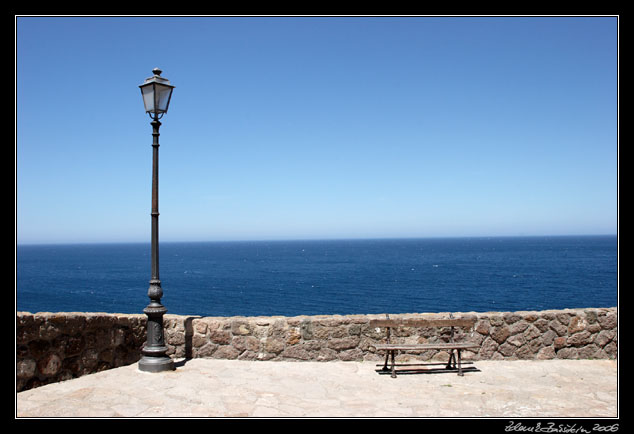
[138,68,175,372]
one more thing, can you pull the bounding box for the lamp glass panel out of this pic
[140,84,156,113]
[154,84,173,113]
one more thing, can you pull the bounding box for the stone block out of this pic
[213,345,240,360]
[498,342,516,357]
[533,318,550,332]
[568,316,587,334]
[231,320,252,336]
[37,353,62,377]
[509,320,529,335]
[287,329,301,345]
[536,346,556,360]
[300,319,313,340]
[515,344,533,359]
[567,331,593,347]
[474,320,490,335]
[264,338,285,354]
[553,337,567,349]
[491,326,510,344]
[194,320,208,335]
[193,343,217,358]
[598,312,617,330]
[578,344,600,359]
[327,337,359,351]
[479,337,499,359]
[542,329,557,346]
[549,320,568,337]
[281,345,312,360]
[348,324,362,336]
[524,325,542,341]
[503,312,522,324]
[338,348,364,361]
[208,329,232,345]
[556,347,579,359]
[232,336,260,353]
[594,330,616,348]
[81,348,99,368]
[555,312,572,325]
[17,359,37,379]
[507,334,526,347]
[489,315,504,326]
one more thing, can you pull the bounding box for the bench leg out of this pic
[457,349,463,376]
[381,351,390,372]
[390,350,397,378]
[446,350,456,370]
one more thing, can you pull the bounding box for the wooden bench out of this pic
[369,315,479,378]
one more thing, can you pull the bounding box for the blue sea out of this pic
[16,236,617,317]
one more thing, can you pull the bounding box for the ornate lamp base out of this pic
[138,353,174,372]
[138,290,174,372]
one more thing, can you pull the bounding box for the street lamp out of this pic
[138,68,175,373]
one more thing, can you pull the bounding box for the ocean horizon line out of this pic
[16,233,617,248]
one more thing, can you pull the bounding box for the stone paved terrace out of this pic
[16,358,618,419]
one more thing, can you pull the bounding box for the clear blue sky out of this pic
[16,16,618,244]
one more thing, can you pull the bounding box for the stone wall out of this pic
[16,312,147,392]
[17,307,617,392]
[176,308,617,363]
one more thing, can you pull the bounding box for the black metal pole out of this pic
[138,114,174,372]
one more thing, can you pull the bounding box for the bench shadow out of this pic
[375,363,480,376]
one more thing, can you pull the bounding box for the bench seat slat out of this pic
[369,319,475,328]
[374,343,479,351]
